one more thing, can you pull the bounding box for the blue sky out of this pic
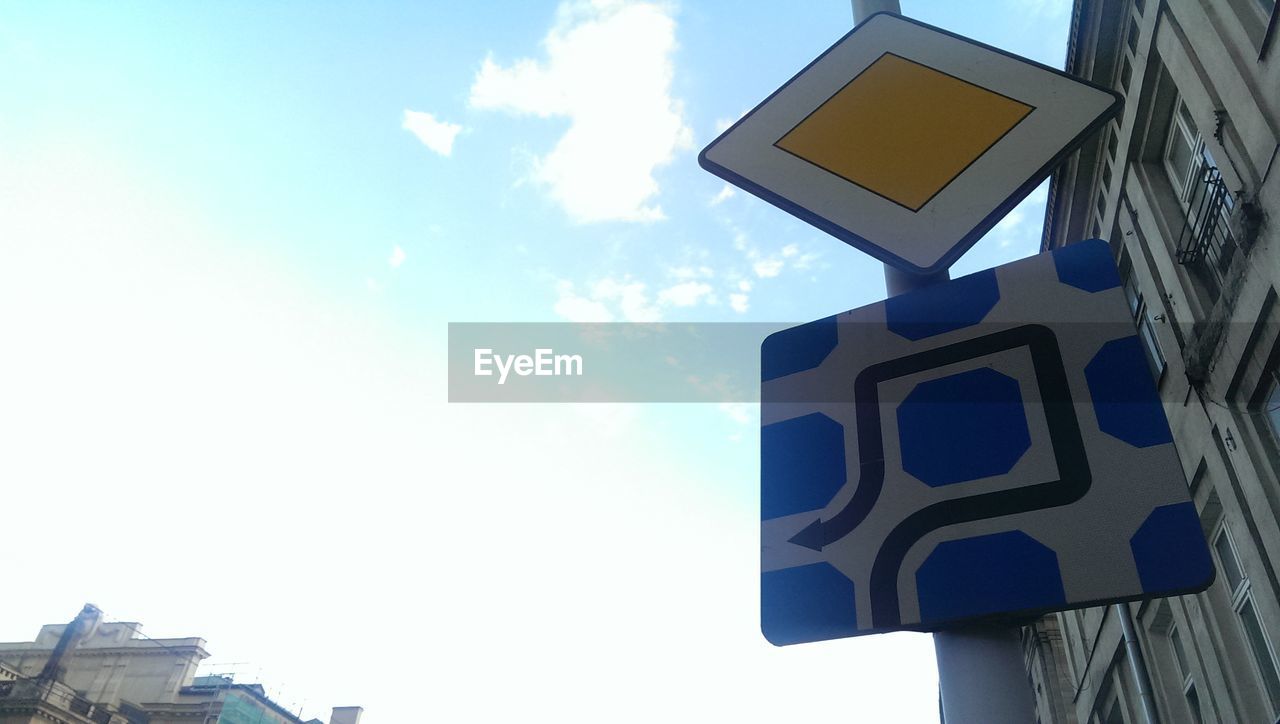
[0,1,1070,720]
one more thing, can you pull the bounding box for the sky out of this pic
[0,1,1071,721]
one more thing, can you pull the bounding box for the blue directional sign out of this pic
[759,240,1214,645]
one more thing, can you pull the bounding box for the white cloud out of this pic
[469,1,693,223]
[389,245,407,268]
[658,281,712,307]
[737,279,752,292]
[709,184,735,206]
[716,192,831,284]
[993,206,1027,248]
[554,293,613,322]
[553,281,615,322]
[402,110,463,156]
[717,402,754,425]
[725,221,816,282]
[713,112,747,134]
[598,277,662,321]
[668,265,713,280]
[555,273,729,322]
[753,257,783,278]
[791,250,821,271]
[554,276,661,322]
[729,293,749,313]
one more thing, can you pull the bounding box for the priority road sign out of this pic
[699,13,1121,275]
[759,240,1214,645]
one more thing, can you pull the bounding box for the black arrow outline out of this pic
[789,324,1076,550]
[785,325,1091,629]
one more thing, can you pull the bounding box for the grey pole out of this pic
[933,625,1038,723]
[1117,603,1162,723]
[885,264,950,295]
[852,0,899,22]
[848,3,1032,722]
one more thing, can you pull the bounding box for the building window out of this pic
[1213,523,1280,711]
[1164,100,1200,194]
[1104,698,1127,724]
[1121,260,1166,379]
[1185,684,1205,724]
[1163,98,1239,286]
[1170,626,1191,678]
[1170,626,1205,723]
[1263,375,1280,443]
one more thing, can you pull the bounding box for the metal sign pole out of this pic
[884,264,948,295]
[933,626,1037,723]
[847,3,1034,722]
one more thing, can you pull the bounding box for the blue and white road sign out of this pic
[759,240,1214,645]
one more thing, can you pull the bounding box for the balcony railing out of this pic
[1176,166,1237,286]
[68,695,93,715]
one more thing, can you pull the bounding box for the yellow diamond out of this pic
[776,53,1034,211]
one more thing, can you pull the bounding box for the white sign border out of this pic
[699,12,1122,274]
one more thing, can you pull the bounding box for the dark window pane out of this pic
[1179,102,1196,134]
[1138,316,1164,379]
[1215,531,1245,592]
[1166,128,1195,194]
[1239,598,1280,710]
[1123,278,1142,317]
[1171,627,1190,677]
[1266,383,1280,442]
[1186,684,1204,724]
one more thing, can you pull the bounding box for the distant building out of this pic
[0,605,362,724]
[1025,0,1280,722]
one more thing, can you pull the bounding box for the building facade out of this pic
[1026,1,1280,723]
[0,607,361,724]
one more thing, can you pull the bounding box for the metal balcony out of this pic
[1176,166,1237,284]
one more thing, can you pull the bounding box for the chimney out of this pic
[329,706,363,724]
